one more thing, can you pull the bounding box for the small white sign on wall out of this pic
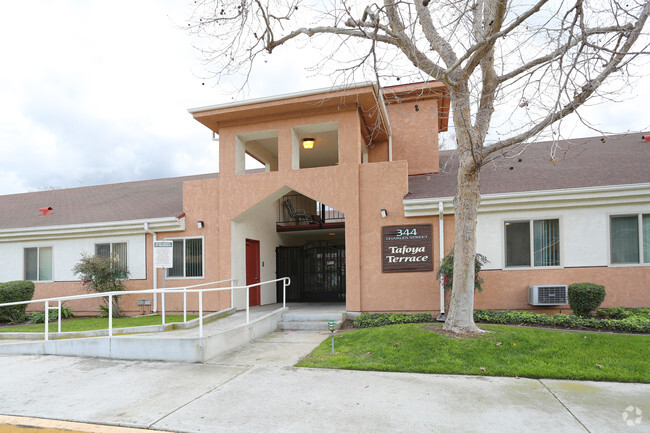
[153,241,173,269]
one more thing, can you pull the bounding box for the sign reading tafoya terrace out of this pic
[382,224,433,272]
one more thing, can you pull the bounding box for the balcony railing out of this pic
[278,194,344,228]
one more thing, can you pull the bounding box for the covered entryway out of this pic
[276,241,345,302]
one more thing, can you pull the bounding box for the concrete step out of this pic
[281,312,344,322]
[277,320,341,331]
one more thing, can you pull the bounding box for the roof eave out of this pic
[0,216,186,243]
[403,183,650,217]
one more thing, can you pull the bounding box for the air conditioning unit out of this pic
[528,285,568,306]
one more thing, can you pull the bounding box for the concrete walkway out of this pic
[1,330,648,433]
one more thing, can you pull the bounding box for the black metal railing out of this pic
[278,194,345,226]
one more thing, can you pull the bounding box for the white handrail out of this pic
[0,277,291,341]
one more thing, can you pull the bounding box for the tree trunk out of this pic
[443,89,484,334]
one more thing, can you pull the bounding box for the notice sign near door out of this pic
[382,224,433,272]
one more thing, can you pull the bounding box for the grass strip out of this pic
[297,323,650,383]
[0,315,198,333]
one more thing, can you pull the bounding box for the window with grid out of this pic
[505,219,560,268]
[24,247,53,281]
[95,242,128,270]
[167,238,203,278]
[610,214,650,264]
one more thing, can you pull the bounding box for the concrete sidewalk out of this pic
[1,330,648,433]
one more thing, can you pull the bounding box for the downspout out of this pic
[375,84,393,161]
[144,223,158,312]
[437,202,446,321]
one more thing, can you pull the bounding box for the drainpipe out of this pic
[376,84,393,161]
[438,202,446,319]
[144,223,158,312]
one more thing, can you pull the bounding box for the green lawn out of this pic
[297,323,650,383]
[0,315,198,333]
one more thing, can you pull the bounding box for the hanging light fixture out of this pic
[302,138,315,149]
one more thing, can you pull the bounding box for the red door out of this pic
[246,239,261,306]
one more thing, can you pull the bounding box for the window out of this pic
[505,219,560,267]
[95,242,128,270]
[167,238,203,278]
[24,247,53,281]
[610,214,650,264]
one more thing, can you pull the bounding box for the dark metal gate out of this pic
[276,242,345,302]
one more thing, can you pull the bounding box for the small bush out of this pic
[28,304,74,324]
[73,254,129,318]
[436,249,489,292]
[568,283,606,317]
[353,312,434,328]
[0,280,36,323]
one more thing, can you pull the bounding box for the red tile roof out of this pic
[407,133,650,199]
[0,173,218,230]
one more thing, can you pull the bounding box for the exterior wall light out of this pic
[197,221,205,229]
[302,138,315,149]
[380,209,388,218]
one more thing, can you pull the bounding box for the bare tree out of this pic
[188,0,650,334]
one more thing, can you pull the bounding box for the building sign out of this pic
[154,241,173,269]
[382,224,433,273]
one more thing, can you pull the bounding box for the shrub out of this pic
[568,283,606,317]
[436,249,489,293]
[28,304,74,324]
[0,280,36,323]
[353,312,434,328]
[596,307,650,320]
[72,254,129,318]
[596,306,630,320]
[473,309,650,333]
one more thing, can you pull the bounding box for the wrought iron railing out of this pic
[278,194,345,226]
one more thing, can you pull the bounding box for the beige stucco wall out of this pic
[477,266,650,313]
[215,108,366,310]
[357,161,436,312]
[386,99,440,175]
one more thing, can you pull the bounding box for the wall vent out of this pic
[528,285,568,306]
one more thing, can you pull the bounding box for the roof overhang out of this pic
[189,82,393,143]
[403,183,650,217]
[382,81,450,132]
[0,216,186,243]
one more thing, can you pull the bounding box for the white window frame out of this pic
[23,246,54,282]
[608,213,650,266]
[94,241,129,272]
[165,237,205,279]
[503,218,563,269]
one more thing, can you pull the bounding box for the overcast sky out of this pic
[1,1,648,196]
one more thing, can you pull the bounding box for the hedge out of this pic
[0,280,36,323]
[473,309,650,333]
[596,307,650,320]
[353,313,434,328]
[352,310,650,333]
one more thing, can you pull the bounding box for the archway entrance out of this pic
[276,241,345,302]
